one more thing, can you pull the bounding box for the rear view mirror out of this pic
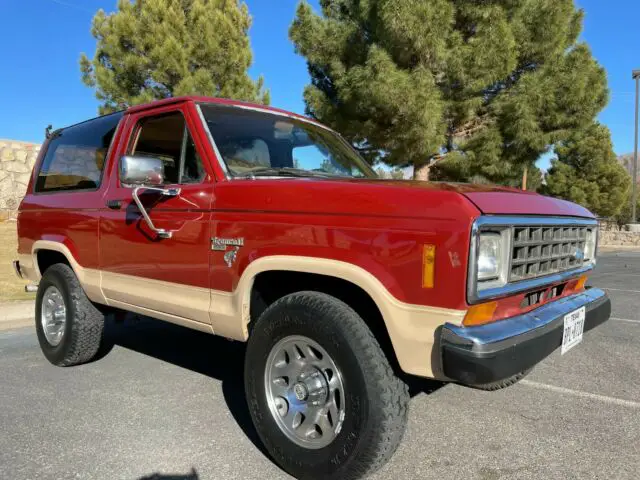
[119,155,164,186]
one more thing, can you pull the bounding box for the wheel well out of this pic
[36,249,70,276]
[250,270,401,372]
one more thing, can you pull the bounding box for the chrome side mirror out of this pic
[119,155,165,186]
[119,155,180,239]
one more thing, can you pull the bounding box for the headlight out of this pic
[584,227,597,263]
[477,233,502,281]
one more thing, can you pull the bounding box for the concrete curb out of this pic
[600,245,640,251]
[0,318,33,331]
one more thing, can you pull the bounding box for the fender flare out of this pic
[29,240,105,303]
[211,255,465,378]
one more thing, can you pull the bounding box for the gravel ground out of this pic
[0,251,638,480]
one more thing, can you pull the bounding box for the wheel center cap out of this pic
[293,382,309,401]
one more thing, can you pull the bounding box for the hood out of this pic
[460,190,594,218]
[215,177,593,220]
[345,179,594,218]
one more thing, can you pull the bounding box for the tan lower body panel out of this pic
[208,256,466,378]
[106,299,214,335]
[100,270,212,326]
[26,243,466,379]
[25,242,214,333]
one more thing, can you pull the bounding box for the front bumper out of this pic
[440,288,611,385]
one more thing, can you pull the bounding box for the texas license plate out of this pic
[561,306,585,355]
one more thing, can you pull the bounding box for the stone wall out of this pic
[0,139,40,221]
[599,230,640,248]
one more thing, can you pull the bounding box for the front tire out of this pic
[35,263,105,366]
[469,369,532,391]
[245,292,409,480]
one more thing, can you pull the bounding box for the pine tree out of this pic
[290,0,608,182]
[614,191,640,226]
[80,0,269,115]
[544,123,630,217]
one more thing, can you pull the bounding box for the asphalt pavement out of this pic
[1,252,639,480]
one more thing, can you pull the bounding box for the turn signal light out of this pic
[463,301,498,326]
[422,244,436,288]
[575,275,588,291]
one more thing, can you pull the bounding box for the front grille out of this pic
[510,226,588,281]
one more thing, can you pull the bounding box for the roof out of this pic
[49,109,125,138]
[126,96,329,130]
[51,96,331,138]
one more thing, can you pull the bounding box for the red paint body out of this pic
[17,96,595,312]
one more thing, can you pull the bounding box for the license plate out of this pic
[561,306,585,355]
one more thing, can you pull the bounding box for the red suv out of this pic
[14,96,610,479]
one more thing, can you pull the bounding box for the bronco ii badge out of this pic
[223,247,240,268]
[211,237,244,267]
[211,237,244,251]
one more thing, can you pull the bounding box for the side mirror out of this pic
[119,155,180,239]
[119,155,165,186]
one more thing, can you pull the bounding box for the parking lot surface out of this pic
[1,251,639,480]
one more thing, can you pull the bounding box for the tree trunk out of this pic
[414,163,430,181]
[522,165,528,191]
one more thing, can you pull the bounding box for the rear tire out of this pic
[245,291,409,480]
[35,263,105,366]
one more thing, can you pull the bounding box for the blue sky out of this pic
[0,0,638,171]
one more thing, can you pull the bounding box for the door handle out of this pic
[106,200,122,210]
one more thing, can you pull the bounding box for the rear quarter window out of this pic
[35,112,123,193]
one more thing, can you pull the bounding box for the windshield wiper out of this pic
[237,167,337,179]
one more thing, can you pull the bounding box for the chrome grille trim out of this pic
[468,216,598,304]
[510,225,589,281]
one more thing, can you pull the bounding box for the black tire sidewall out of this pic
[35,266,78,365]
[245,296,376,479]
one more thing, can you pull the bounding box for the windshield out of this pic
[199,104,376,179]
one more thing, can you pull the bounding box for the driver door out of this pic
[99,103,215,327]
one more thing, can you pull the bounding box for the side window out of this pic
[181,131,205,184]
[36,112,122,193]
[129,111,204,185]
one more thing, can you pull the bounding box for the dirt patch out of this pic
[0,221,32,302]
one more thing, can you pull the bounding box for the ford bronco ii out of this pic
[14,96,611,479]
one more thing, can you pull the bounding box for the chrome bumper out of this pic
[440,288,611,385]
